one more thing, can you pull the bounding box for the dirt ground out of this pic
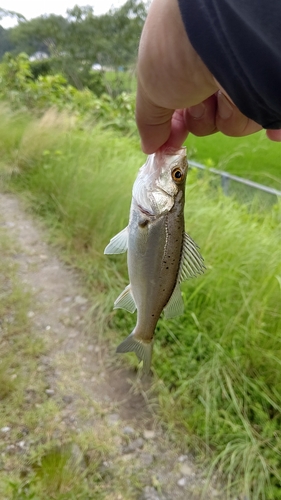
[0,192,226,500]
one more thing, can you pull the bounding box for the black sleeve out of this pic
[178,0,281,129]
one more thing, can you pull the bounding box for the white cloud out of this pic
[0,0,126,28]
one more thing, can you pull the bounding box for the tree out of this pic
[9,15,68,56]
[0,8,26,58]
[0,7,25,24]
[3,2,148,91]
[0,26,15,58]
[95,0,148,68]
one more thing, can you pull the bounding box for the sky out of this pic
[0,0,127,28]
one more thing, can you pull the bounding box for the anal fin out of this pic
[114,284,136,313]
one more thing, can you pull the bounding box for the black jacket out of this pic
[178,0,281,128]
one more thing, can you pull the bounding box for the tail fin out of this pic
[116,331,153,375]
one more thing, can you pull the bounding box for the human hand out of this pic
[136,0,281,154]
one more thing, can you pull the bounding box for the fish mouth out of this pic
[137,204,154,217]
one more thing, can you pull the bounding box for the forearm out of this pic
[136,0,218,152]
[137,0,216,110]
[136,0,281,152]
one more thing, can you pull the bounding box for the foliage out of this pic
[94,0,147,68]
[0,26,16,57]
[153,178,281,498]
[187,132,281,188]
[0,153,144,500]
[0,53,136,134]
[0,7,26,23]
[2,0,147,89]
[103,68,137,97]
[9,14,68,56]
[0,52,32,93]
[29,57,52,79]
[0,8,26,58]
[0,107,280,497]
[1,5,279,498]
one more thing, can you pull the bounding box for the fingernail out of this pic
[218,92,233,119]
[188,103,205,119]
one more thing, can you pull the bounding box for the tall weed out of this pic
[187,131,281,187]
[154,177,281,497]
[1,109,281,498]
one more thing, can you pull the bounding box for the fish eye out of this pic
[172,168,183,183]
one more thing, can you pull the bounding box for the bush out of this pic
[1,72,280,498]
[30,58,52,79]
[0,53,136,134]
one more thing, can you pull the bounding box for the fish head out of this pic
[133,147,188,216]
[156,147,188,197]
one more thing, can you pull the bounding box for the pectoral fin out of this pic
[163,284,184,319]
[179,232,205,282]
[104,227,128,254]
[114,284,136,313]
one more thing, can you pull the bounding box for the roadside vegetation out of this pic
[0,13,281,497]
[188,133,281,188]
[0,104,280,499]
[0,215,139,500]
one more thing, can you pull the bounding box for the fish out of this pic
[104,147,205,374]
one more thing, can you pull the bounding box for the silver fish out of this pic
[104,147,205,374]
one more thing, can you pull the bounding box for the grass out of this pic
[0,106,281,498]
[186,131,281,188]
[153,182,281,498]
[0,173,148,499]
[103,68,137,96]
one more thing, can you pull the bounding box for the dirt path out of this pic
[0,193,223,500]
